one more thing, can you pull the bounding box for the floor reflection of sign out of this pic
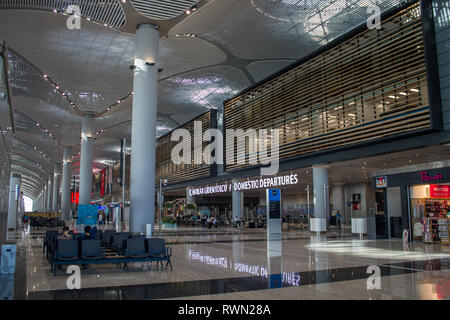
[270,274,282,289]
[376,176,387,188]
[413,222,423,237]
[402,229,409,244]
[352,194,362,210]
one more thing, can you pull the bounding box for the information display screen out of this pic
[268,189,281,219]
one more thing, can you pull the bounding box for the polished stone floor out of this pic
[4,224,450,300]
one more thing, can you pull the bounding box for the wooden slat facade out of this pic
[224,2,430,172]
[156,111,212,184]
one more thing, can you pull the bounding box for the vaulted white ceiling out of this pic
[0,0,402,199]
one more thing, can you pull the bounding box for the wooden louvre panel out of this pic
[224,2,430,172]
[156,112,211,184]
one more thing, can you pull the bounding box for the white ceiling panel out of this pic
[0,10,135,112]
[170,0,402,60]
[246,59,295,83]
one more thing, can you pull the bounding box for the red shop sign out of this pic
[430,185,450,198]
[71,192,79,204]
[420,171,443,183]
[100,168,106,196]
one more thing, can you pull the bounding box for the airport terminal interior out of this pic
[1,0,450,301]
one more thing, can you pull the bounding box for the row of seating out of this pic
[31,217,64,229]
[44,230,173,275]
[43,229,102,259]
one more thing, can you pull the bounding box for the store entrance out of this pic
[386,187,403,238]
[373,190,389,239]
[409,184,450,244]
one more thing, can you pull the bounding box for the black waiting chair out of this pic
[44,231,60,259]
[55,240,79,260]
[146,238,166,257]
[146,238,172,271]
[43,230,59,255]
[51,240,79,273]
[94,230,102,241]
[80,240,104,260]
[129,234,145,242]
[111,233,129,254]
[124,238,147,258]
[101,230,116,247]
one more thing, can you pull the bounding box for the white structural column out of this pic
[40,190,44,212]
[129,24,159,233]
[42,189,46,211]
[40,189,44,212]
[332,184,345,221]
[52,164,61,213]
[232,180,243,220]
[311,165,329,232]
[47,175,53,213]
[61,146,72,221]
[43,185,47,212]
[186,188,193,205]
[79,114,94,205]
[19,192,24,224]
[7,173,20,230]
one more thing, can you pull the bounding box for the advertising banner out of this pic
[430,185,450,198]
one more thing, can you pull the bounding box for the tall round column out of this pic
[79,114,94,205]
[43,186,47,212]
[129,23,159,233]
[7,173,20,230]
[40,190,44,212]
[232,180,243,220]
[332,184,345,221]
[40,189,43,212]
[61,146,72,221]
[47,175,53,213]
[186,188,193,205]
[52,164,61,213]
[311,165,329,232]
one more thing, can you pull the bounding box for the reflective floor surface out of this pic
[4,225,450,300]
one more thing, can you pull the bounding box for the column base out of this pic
[310,231,327,235]
[310,218,326,232]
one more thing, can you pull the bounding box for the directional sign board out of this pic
[266,189,282,240]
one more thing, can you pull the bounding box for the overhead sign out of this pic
[188,174,299,196]
[376,176,387,188]
[430,185,450,198]
[100,168,106,196]
[421,171,443,183]
[71,192,79,204]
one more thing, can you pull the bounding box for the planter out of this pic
[351,218,367,234]
[162,223,177,229]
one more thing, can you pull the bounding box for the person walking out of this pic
[336,211,342,229]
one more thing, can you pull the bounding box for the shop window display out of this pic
[410,185,450,244]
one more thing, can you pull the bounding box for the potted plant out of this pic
[186,203,196,216]
[162,215,177,229]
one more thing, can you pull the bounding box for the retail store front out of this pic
[410,184,449,244]
[373,165,450,243]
